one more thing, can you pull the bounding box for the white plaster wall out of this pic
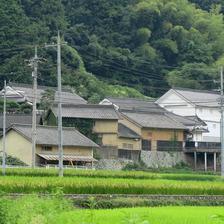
[158,91,221,142]
[158,92,196,116]
[196,107,220,122]
[195,107,220,142]
[193,132,203,142]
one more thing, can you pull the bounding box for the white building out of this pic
[156,88,220,142]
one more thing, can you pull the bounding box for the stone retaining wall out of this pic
[96,159,131,170]
[140,151,187,168]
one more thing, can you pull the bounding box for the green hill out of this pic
[0,0,223,101]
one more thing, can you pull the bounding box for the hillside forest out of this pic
[1,0,224,101]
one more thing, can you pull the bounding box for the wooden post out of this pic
[204,152,207,172]
[194,152,197,170]
[214,152,217,172]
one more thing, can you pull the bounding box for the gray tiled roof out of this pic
[166,113,206,127]
[51,104,120,120]
[173,88,220,107]
[9,124,99,148]
[118,123,140,139]
[9,82,87,104]
[121,111,186,130]
[104,97,165,112]
[0,114,41,130]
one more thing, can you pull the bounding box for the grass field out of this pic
[1,169,224,223]
[4,168,219,181]
[1,176,224,195]
[57,207,224,224]
[1,195,224,224]
[0,169,223,195]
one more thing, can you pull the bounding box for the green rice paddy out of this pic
[41,206,224,224]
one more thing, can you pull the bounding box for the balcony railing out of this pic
[185,141,221,150]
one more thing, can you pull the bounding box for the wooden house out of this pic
[0,124,98,167]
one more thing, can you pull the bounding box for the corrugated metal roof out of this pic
[118,123,140,139]
[9,124,99,148]
[121,111,186,130]
[38,154,97,162]
[51,104,120,120]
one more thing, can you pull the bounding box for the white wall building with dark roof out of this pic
[156,88,220,142]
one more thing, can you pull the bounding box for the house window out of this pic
[42,146,52,152]
[142,140,151,151]
[122,143,133,150]
[213,124,216,129]
[118,149,132,160]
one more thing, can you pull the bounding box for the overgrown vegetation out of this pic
[0,156,27,166]
[75,196,224,209]
[0,197,223,224]
[0,194,72,224]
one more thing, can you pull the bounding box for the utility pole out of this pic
[27,46,43,168]
[2,80,6,175]
[46,31,66,177]
[57,31,63,177]
[220,66,224,177]
[32,46,38,168]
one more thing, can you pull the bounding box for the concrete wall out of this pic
[141,151,187,168]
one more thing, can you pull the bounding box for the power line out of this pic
[79,49,219,83]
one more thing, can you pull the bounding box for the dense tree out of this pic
[0,0,224,100]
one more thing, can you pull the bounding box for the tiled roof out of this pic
[102,97,165,112]
[51,104,120,120]
[5,82,87,104]
[166,113,207,127]
[0,114,41,130]
[173,88,220,107]
[118,123,140,139]
[8,124,99,148]
[121,111,186,130]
